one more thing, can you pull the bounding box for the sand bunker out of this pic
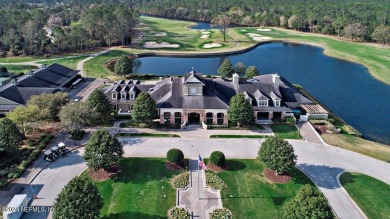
[252,36,273,41]
[203,43,222,48]
[246,33,263,37]
[201,31,211,34]
[151,31,167,37]
[143,41,180,48]
[200,35,210,39]
[257,28,272,32]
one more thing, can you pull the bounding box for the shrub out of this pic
[172,173,189,188]
[210,208,232,219]
[209,151,226,167]
[169,207,189,219]
[138,122,149,128]
[205,172,227,190]
[285,116,296,124]
[167,149,184,165]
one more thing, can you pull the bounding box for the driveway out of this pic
[20,136,390,219]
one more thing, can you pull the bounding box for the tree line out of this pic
[135,0,389,44]
[0,2,139,56]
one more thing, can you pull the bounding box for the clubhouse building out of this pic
[106,70,315,125]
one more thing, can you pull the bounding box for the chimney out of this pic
[28,70,34,76]
[159,77,162,81]
[232,73,240,86]
[272,73,280,85]
[11,78,18,85]
[41,64,47,69]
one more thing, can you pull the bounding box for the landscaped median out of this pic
[340,172,390,219]
[115,133,180,138]
[209,135,268,139]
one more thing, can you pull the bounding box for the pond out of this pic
[189,21,212,29]
[133,43,390,145]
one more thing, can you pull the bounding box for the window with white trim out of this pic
[121,93,126,99]
[275,100,281,107]
[258,100,268,106]
[112,93,117,99]
[130,93,134,99]
[112,104,117,110]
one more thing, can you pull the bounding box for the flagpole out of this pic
[198,149,200,200]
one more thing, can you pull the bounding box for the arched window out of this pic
[206,112,213,125]
[163,112,171,124]
[217,113,224,124]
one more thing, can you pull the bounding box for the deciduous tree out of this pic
[228,93,253,127]
[234,62,246,77]
[282,184,333,219]
[83,129,123,171]
[258,136,297,175]
[87,89,111,121]
[288,15,300,30]
[245,66,259,78]
[7,105,40,136]
[53,176,103,219]
[211,14,231,42]
[28,92,68,121]
[372,25,390,46]
[59,102,99,134]
[0,118,23,156]
[114,55,133,76]
[218,59,234,78]
[131,92,157,123]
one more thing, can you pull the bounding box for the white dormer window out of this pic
[121,93,126,99]
[275,100,281,107]
[112,93,117,99]
[130,93,134,99]
[258,100,268,106]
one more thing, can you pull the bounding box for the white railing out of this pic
[118,109,131,115]
[180,121,187,129]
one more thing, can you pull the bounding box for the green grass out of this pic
[38,55,88,69]
[93,158,181,219]
[340,172,390,219]
[235,27,390,85]
[115,133,180,138]
[0,65,38,74]
[209,135,268,139]
[84,50,131,79]
[270,123,302,139]
[217,159,315,218]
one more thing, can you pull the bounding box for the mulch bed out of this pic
[88,166,120,181]
[206,162,226,172]
[165,161,185,171]
[313,125,328,135]
[263,169,291,184]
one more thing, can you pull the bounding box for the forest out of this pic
[0,2,139,56]
[0,0,389,56]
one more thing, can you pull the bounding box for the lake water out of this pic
[133,43,390,145]
[189,22,212,29]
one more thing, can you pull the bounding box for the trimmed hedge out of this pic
[210,208,232,219]
[172,172,189,188]
[167,149,184,165]
[210,151,225,167]
[169,207,189,219]
[205,172,227,190]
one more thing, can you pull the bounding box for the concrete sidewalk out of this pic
[297,121,325,144]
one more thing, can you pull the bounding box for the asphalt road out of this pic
[23,137,390,219]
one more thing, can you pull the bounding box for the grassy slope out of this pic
[270,123,302,139]
[94,158,180,219]
[340,172,390,219]
[322,134,390,163]
[83,50,131,79]
[217,159,314,218]
[236,28,390,84]
[38,56,88,69]
[0,65,38,73]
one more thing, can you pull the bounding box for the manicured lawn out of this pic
[340,172,390,219]
[209,135,268,139]
[0,65,38,73]
[236,27,390,85]
[217,159,315,218]
[270,123,302,139]
[38,55,88,69]
[116,133,180,138]
[93,158,181,219]
[322,134,390,163]
[84,50,131,79]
